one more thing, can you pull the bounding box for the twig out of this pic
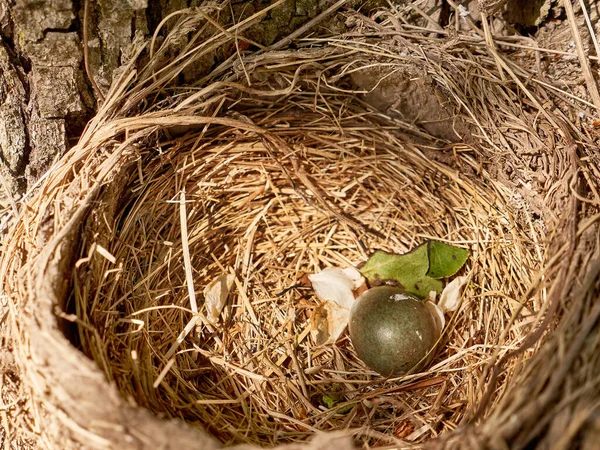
[579,0,600,69]
[179,190,198,314]
[268,0,351,51]
[411,5,444,32]
[83,0,105,102]
[481,12,505,81]
[564,0,600,109]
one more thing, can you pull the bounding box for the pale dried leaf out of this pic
[342,267,367,291]
[438,276,468,313]
[425,301,445,336]
[308,268,365,310]
[308,268,366,344]
[310,301,351,345]
[311,303,330,345]
[204,273,235,322]
[325,301,351,343]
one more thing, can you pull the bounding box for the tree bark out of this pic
[0,0,158,193]
[1,0,89,192]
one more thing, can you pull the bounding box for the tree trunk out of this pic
[0,0,157,193]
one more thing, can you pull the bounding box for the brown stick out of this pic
[564,0,600,109]
[83,0,105,102]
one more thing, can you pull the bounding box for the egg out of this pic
[349,286,439,376]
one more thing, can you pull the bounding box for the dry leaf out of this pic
[308,268,366,344]
[394,419,416,439]
[311,301,351,345]
[308,268,365,309]
[344,267,367,291]
[438,276,468,313]
[311,304,330,345]
[204,273,235,322]
[425,301,445,336]
[324,301,351,343]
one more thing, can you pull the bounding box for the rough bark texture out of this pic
[1,0,86,192]
[0,0,159,193]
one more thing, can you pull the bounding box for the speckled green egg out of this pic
[349,286,439,376]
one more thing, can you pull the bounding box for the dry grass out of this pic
[1,1,600,449]
[70,127,540,447]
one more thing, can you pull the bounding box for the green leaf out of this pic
[427,241,469,279]
[336,403,354,414]
[360,245,428,283]
[322,393,353,414]
[322,393,345,409]
[360,245,443,298]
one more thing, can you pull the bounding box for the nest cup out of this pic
[2,5,599,450]
[71,128,536,447]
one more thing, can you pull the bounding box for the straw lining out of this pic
[70,124,540,446]
[2,3,599,449]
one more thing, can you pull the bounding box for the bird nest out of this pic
[2,4,600,450]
